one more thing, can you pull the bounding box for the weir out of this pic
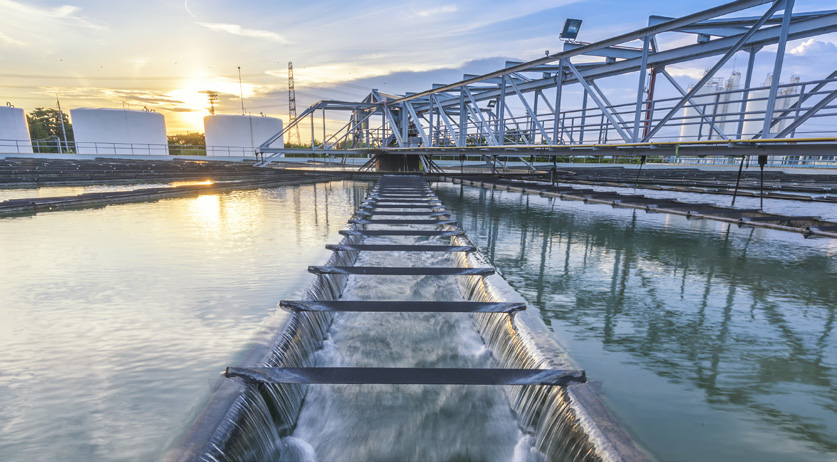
[167,175,647,462]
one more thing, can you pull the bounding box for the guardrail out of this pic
[0,139,264,157]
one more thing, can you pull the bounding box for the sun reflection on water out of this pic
[184,192,266,237]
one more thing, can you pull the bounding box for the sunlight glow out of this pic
[167,77,262,132]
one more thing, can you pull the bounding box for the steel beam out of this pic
[508,76,552,144]
[658,68,730,140]
[761,0,795,138]
[463,87,498,145]
[642,0,784,141]
[776,89,837,138]
[394,0,772,104]
[566,62,633,142]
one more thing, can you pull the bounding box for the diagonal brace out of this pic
[508,77,553,144]
[658,68,730,140]
[566,61,633,142]
[642,0,785,141]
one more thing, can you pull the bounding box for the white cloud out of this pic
[0,0,105,30]
[414,5,458,17]
[665,66,707,80]
[197,22,289,44]
[0,31,25,47]
[789,38,837,56]
[267,61,453,86]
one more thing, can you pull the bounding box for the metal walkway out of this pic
[256,1,837,170]
[224,175,586,387]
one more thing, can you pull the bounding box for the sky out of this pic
[1,0,836,136]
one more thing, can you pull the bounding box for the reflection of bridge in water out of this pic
[437,182,836,458]
[259,0,837,173]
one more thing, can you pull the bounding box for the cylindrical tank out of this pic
[204,114,283,157]
[71,108,168,155]
[741,75,771,138]
[718,71,742,136]
[742,74,800,138]
[678,80,722,141]
[0,106,33,153]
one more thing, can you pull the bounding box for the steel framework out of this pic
[257,0,837,168]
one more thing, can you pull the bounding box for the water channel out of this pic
[0,181,369,461]
[435,182,836,462]
[0,178,833,461]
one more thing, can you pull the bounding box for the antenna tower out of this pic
[288,61,301,145]
[200,90,219,115]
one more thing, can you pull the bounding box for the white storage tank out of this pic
[204,114,283,157]
[678,79,724,142]
[0,106,33,153]
[71,108,168,155]
[742,74,800,138]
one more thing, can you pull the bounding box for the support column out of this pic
[761,0,795,139]
[553,60,564,144]
[736,48,758,138]
[632,35,651,141]
[459,89,467,146]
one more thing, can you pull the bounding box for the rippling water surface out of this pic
[435,182,837,462]
[0,181,369,461]
[0,181,214,202]
[289,235,525,461]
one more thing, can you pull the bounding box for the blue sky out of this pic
[1,0,835,133]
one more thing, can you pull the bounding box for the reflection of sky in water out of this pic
[436,182,836,462]
[0,181,214,202]
[0,180,370,461]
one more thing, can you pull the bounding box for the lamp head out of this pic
[560,18,583,41]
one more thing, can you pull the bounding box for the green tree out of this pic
[27,108,74,153]
[167,132,206,156]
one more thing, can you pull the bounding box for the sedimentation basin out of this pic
[0,168,834,461]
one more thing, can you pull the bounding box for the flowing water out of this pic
[5,177,834,462]
[435,182,837,462]
[205,182,605,462]
[0,181,369,461]
[287,236,527,461]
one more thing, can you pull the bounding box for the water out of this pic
[0,181,369,461]
[201,179,605,462]
[5,177,834,461]
[553,181,837,221]
[289,239,526,461]
[0,181,215,203]
[435,182,837,462]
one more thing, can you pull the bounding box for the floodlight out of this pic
[560,19,583,41]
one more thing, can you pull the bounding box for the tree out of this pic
[167,132,206,156]
[27,108,74,153]
[167,132,205,146]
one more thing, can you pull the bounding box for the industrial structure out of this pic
[71,108,169,155]
[204,114,283,157]
[0,105,33,154]
[256,0,837,171]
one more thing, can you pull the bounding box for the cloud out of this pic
[789,38,837,56]
[0,0,105,30]
[197,22,289,43]
[0,31,25,47]
[38,86,187,108]
[414,5,458,17]
[665,66,707,80]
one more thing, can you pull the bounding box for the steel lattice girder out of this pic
[257,1,837,163]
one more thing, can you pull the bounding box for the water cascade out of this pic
[167,176,646,462]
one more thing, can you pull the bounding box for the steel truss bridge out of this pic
[257,0,837,171]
